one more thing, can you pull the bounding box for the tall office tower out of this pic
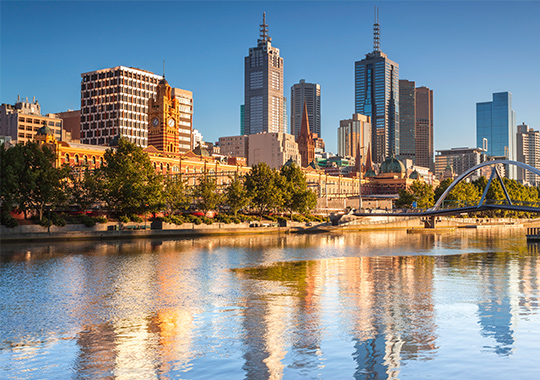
[240,105,245,135]
[355,8,399,163]
[338,114,372,165]
[398,80,416,163]
[477,92,517,178]
[244,13,286,135]
[81,66,163,147]
[415,86,434,171]
[290,79,321,140]
[171,88,193,152]
[516,122,540,185]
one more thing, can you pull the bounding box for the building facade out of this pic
[243,13,286,135]
[398,80,415,163]
[80,66,164,147]
[338,114,372,168]
[476,91,516,178]
[148,78,182,153]
[247,132,300,169]
[415,86,434,171]
[55,110,81,142]
[516,122,540,185]
[434,147,487,179]
[290,80,321,140]
[297,102,315,167]
[355,12,399,163]
[171,88,193,151]
[1,96,63,145]
[219,135,248,158]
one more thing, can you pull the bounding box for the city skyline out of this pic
[1,1,539,154]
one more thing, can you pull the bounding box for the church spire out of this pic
[373,6,380,52]
[300,101,311,137]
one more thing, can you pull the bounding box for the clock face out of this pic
[152,117,159,127]
[168,118,175,127]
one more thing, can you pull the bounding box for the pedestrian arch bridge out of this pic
[352,160,540,227]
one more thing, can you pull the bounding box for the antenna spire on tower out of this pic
[163,60,165,79]
[259,12,270,44]
[373,6,380,52]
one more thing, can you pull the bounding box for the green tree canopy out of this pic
[163,176,190,215]
[224,174,250,216]
[244,162,283,215]
[102,138,163,216]
[280,163,317,217]
[396,180,434,209]
[191,171,223,212]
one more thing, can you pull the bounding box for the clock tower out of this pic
[148,77,181,153]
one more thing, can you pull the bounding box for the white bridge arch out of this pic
[433,159,540,210]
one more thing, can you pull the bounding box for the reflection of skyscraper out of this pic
[477,253,515,356]
[355,8,399,163]
[244,13,286,135]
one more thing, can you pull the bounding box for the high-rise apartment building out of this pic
[338,114,372,165]
[477,91,516,178]
[516,122,540,185]
[415,86,434,171]
[80,66,163,147]
[355,9,399,163]
[172,88,193,151]
[290,80,321,140]
[1,96,63,145]
[398,80,415,163]
[243,13,286,135]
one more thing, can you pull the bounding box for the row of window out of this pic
[17,118,61,127]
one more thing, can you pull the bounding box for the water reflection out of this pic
[1,229,540,379]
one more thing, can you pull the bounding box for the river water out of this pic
[1,229,539,379]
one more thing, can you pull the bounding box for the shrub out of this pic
[264,215,277,222]
[119,215,130,223]
[51,213,66,227]
[277,216,288,223]
[95,216,108,224]
[130,215,143,223]
[233,217,241,224]
[39,217,52,227]
[79,215,96,227]
[292,214,306,223]
[193,217,202,225]
[1,212,18,228]
[202,216,213,225]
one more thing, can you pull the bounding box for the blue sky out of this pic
[1,1,539,153]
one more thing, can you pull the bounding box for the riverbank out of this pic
[3,217,540,244]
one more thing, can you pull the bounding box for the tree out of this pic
[434,178,453,203]
[225,174,250,216]
[69,167,106,213]
[101,138,163,216]
[163,176,190,215]
[280,163,317,217]
[244,162,283,215]
[2,142,70,221]
[395,180,434,209]
[191,171,223,213]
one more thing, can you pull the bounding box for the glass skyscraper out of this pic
[476,92,516,178]
[355,10,399,163]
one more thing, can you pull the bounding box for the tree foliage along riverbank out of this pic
[0,139,317,227]
[397,177,540,218]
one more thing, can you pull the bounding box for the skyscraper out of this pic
[80,66,162,147]
[337,114,372,166]
[398,81,434,170]
[355,8,399,163]
[476,92,516,178]
[290,80,321,140]
[415,86,434,171]
[516,122,540,185]
[244,13,286,135]
[398,80,416,163]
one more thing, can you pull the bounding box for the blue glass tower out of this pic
[355,8,399,163]
[476,92,516,178]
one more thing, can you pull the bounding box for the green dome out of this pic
[409,169,421,179]
[365,168,377,178]
[37,125,53,136]
[379,156,406,174]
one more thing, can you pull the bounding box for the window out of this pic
[74,155,79,164]
[65,154,70,163]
